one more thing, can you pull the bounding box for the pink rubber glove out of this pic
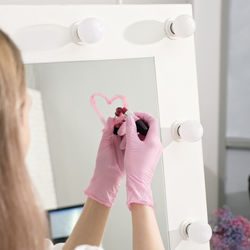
[124,112,163,210]
[84,117,125,207]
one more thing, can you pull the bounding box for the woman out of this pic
[0,29,164,250]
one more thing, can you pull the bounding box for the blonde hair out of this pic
[0,29,48,250]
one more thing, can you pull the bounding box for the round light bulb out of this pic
[74,18,104,44]
[187,221,212,244]
[165,15,195,39]
[178,120,203,142]
[172,15,196,38]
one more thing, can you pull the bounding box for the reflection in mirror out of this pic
[25,58,169,250]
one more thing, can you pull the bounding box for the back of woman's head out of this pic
[0,29,48,250]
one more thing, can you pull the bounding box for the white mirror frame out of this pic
[0,4,209,250]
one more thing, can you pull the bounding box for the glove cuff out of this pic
[126,176,154,210]
[84,169,123,207]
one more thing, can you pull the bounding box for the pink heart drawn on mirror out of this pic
[90,93,129,126]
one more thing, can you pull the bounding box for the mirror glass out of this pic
[24,58,170,250]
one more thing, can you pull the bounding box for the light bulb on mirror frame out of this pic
[171,120,203,142]
[165,15,196,39]
[72,17,105,45]
[180,220,212,244]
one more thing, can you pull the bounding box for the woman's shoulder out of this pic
[45,239,104,250]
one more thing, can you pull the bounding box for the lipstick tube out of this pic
[113,108,149,136]
[125,111,149,136]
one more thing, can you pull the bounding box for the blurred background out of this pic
[0,0,249,229]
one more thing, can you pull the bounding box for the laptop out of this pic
[47,204,84,244]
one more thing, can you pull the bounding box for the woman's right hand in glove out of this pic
[124,112,163,210]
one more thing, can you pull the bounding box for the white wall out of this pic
[0,0,189,4]
[26,87,58,210]
[226,0,250,138]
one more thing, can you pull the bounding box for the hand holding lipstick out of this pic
[84,117,125,207]
[122,112,163,209]
[113,107,149,144]
[84,109,163,211]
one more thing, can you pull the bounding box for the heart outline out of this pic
[90,93,129,126]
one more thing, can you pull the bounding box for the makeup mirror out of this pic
[0,4,210,250]
[25,58,169,250]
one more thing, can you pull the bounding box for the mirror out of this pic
[25,58,170,250]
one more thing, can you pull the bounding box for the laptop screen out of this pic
[48,204,84,241]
